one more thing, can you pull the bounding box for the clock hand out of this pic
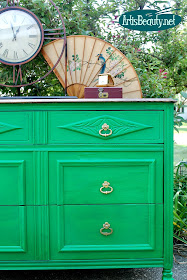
[14,26,21,41]
[11,23,16,41]
[16,26,21,34]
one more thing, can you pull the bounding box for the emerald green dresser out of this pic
[0,98,175,279]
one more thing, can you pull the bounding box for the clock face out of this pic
[0,7,44,65]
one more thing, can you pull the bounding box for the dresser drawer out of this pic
[0,112,33,144]
[49,151,163,205]
[48,111,164,144]
[49,204,163,260]
[63,160,162,204]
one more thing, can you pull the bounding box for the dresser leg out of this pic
[162,269,174,279]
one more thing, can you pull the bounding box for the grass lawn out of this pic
[174,123,187,166]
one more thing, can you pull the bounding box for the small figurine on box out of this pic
[96,73,114,87]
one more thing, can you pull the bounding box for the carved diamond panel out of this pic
[58,115,152,139]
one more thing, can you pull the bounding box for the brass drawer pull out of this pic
[100,222,113,236]
[100,181,113,194]
[99,123,112,137]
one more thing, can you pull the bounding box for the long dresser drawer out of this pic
[49,204,163,260]
[49,151,163,205]
[48,110,164,144]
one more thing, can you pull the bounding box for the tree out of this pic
[104,0,187,98]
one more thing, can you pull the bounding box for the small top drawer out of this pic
[0,112,33,144]
[48,111,163,144]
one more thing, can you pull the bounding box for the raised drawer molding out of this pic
[0,99,175,280]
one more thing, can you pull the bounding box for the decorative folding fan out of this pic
[41,35,142,98]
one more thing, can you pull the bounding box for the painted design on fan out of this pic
[58,115,152,139]
[0,121,21,134]
[67,54,82,72]
[41,35,142,98]
[67,53,104,74]
[106,47,127,79]
[63,45,135,86]
[97,54,106,74]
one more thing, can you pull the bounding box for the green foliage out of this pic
[174,92,187,131]
[104,0,186,98]
[173,162,187,243]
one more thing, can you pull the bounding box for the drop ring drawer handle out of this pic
[99,123,112,137]
[100,181,113,194]
[100,222,113,236]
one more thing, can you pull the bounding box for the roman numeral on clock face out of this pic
[28,42,35,49]
[14,51,18,59]
[0,42,3,48]
[23,49,28,56]
[29,35,37,38]
[27,25,34,30]
[3,49,9,58]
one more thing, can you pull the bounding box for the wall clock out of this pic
[0,6,44,65]
[0,0,66,88]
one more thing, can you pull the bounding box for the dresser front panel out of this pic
[49,151,163,205]
[48,111,164,144]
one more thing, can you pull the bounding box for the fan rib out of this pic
[88,47,116,87]
[84,42,107,87]
[79,36,86,84]
[53,42,66,88]
[115,77,138,87]
[74,36,77,86]
[67,40,74,96]
[41,48,59,84]
[81,38,97,86]
[112,64,132,78]
[77,36,86,96]
[107,56,125,74]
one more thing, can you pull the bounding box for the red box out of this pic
[84,87,122,99]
